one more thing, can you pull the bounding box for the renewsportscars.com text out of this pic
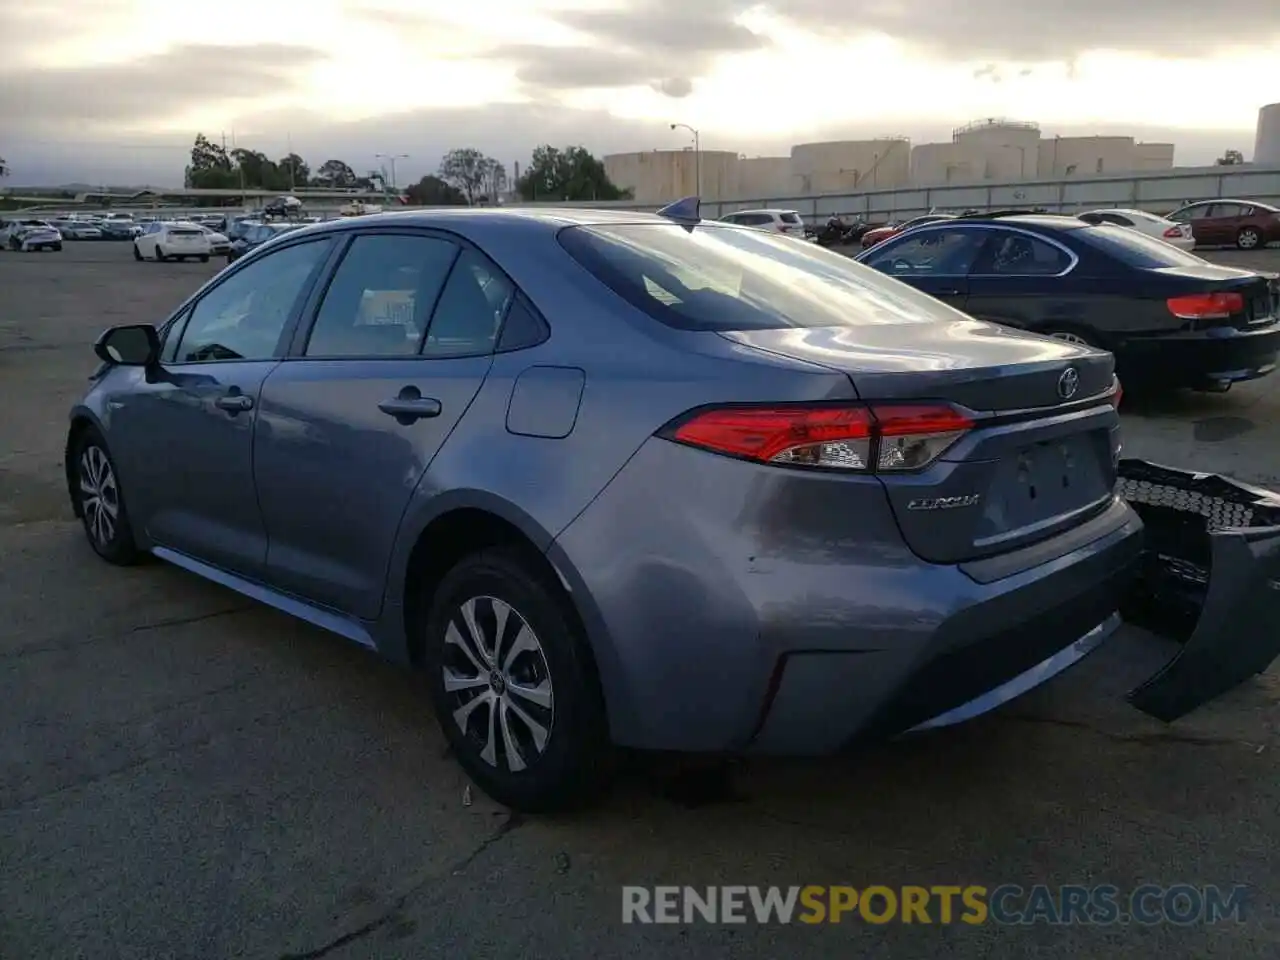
[621,884,1248,926]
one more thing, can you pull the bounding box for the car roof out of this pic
[944,214,1089,232]
[257,206,747,246]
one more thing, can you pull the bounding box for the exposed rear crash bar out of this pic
[1117,458,1280,722]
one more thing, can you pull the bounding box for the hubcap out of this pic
[1241,231,1259,249]
[78,445,119,547]
[442,596,554,772]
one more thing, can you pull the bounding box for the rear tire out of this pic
[154,245,165,262]
[53,243,62,252]
[199,255,209,263]
[1237,227,1262,250]
[70,427,141,566]
[133,243,143,261]
[421,547,611,813]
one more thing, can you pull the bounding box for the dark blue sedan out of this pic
[857,213,1280,392]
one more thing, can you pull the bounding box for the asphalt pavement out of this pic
[2,242,1279,960]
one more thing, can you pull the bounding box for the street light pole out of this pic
[376,153,409,199]
[670,123,701,196]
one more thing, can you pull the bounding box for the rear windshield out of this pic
[1077,223,1206,268]
[557,222,968,331]
[779,212,802,224]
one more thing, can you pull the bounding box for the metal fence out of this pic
[11,164,1280,224]
[510,163,1280,223]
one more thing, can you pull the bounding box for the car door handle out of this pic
[378,387,442,424]
[215,394,254,412]
[935,287,962,296]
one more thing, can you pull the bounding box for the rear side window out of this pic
[423,248,515,357]
[1078,224,1206,268]
[305,234,459,357]
[557,222,971,332]
[971,231,1072,276]
[779,212,802,224]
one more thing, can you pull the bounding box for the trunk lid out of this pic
[720,323,1120,564]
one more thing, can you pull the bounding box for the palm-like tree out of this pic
[0,156,9,179]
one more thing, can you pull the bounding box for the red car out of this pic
[1166,199,1280,251]
[860,213,955,249]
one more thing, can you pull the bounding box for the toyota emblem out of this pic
[1057,367,1080,400]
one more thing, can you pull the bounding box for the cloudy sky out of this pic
[1,0,1277,186]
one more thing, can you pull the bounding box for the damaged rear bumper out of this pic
[1116,458,1280,721]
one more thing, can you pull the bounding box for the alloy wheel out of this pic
[442,596,555,772]
[1239,229,1260,250]
[78,445,119,548]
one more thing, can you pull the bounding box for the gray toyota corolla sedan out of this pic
[66,201,1142,812]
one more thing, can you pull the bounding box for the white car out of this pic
[719,208,809,238]
[132,221,213,262]
[2,219,62,251]
[196,225,232,255]
[1077,208,1196,251]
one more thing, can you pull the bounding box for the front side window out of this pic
[305,234,460,357]
[558,222,978,332]
[172,239,331,363]
[863,229,987,277]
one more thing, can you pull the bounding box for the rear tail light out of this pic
[1163,227,1183,238]
[1111,377,1123,409]
[666,403,973,472]
[1166,292,1244,320]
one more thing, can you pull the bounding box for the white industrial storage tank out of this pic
[790,138,911,194]
[910,142,978,185]
[1037,136,1135,177]
[602,149,740,204]
[734,157,792,200]
[1256,104,1280,165]
[952,119,1041,179]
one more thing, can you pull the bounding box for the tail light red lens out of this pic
[1163,226,1183,238]
[668,403,973,472]
[1166,292,1244,320]
[1111,376,1123,408]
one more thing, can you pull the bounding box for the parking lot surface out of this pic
[3,242,1279,959]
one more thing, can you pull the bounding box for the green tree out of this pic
[1215,149,1244,166]
[516,145,631,201]
[312,158,358,188]
[0,156,9,179]
[404,174,465,206]
[278,153,309,189]
[438,147,499,205]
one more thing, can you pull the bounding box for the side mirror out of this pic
[94,324,159,367]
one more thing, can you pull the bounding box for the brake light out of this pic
[1166,292,1244,320]
[668,403,973,472]
[1111,377,1123,409]
[1163,227,1182,238]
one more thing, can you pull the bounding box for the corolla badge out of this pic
[906,494,982,511]
[1057,367,1080,400]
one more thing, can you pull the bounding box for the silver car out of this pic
[65,205,1141,811]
